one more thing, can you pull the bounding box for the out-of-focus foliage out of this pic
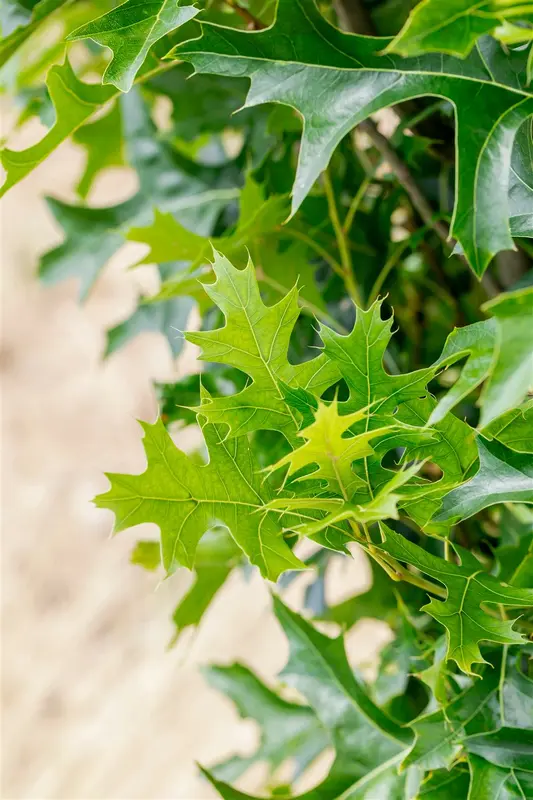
[2,0,532,796]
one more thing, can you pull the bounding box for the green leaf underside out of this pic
[175,0,533,274]
[437,436,533,522]
[380,526,533,674]
[68,0,199,92]
[94,415,304,581]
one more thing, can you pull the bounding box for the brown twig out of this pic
[224,0,266,29]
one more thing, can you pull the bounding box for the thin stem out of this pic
[375,550,447,597]
[279,228,346,278]
[343,175,371,234]
[323,169,362,306]
[367,241,409,305]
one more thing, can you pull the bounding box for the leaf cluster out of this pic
[2,0,533,796]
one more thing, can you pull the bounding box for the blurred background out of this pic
[0,107,388,800]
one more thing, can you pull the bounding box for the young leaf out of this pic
[436,436,533,523]
[386,0,533,58]
[72,102,124,199]
[379,526,533,675]
[175,0,533,274]
[319,298,433,415]
[94,415,305,581]
[184,251,340,442]
[67,0,199,92]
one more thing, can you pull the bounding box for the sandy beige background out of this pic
[0,110,387,799]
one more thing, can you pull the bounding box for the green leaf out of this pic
[39,90,237,300]
[171,527,239,642]
[320,299,433,415]
[386,0,533,58]
[402,657,502,770]
[509,118,533,237]
[130,539,161,571]
[94,415,304,581]
[416,766,471,799]
[466,727,533,771]
[105,294,194,358]
[436,436,533,523]
[184,251,340,442]
[480,286,533,426]
[379,526,533,675]
[482,399,533,453]
[204,662,328,783]
[68,0,199,92]
[72,102,124,199]
[0,58,116,199]
[429,319,498,426]
[203,595,413,800]
[468,754,533,800]
[0,0,69,69]
[396,397,478,530]
[175,0,533,274]
[128,174,289,271]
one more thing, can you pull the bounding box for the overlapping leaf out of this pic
[379,526,533,674]
[184,251,340,442]
[202,596,413,800]
[386,0,533,58]
[68,0,199,92]
[175,0,533,274]
[94,413,304,581]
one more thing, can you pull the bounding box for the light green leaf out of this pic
[320,299,433,416]
[436,436,533,523]
[175,0,533,274]
[0,58,116,199]
[72,101,124,199]
[480,286,533,426]
[429,319,498,426]
[0,0,70,69]
[130,539,161,571]
[94,415,304,581]
[68,0,199,92]
[379,526,533,674]
[482,399,533,453]
[386,0,533,58]
[185,251,340,442]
